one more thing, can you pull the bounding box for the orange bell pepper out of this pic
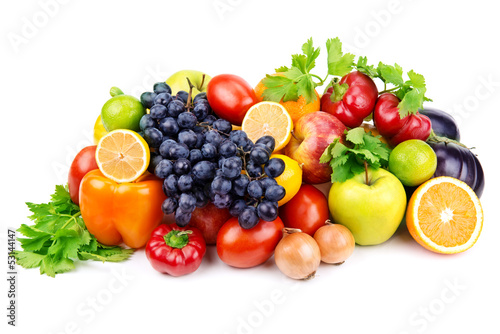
[79,169,166,248]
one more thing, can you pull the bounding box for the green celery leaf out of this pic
[295,74,317,103]
[40,256,56,277]
[261,74,298,102]
[13,251,46,269]
[326,37,355,77]
[301,37,321,71]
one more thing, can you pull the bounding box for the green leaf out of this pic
[13,251,46,269]
[301,37,321,71]
[15,185,132,277]
[326,37,355,77]
[355,56,378,78]
[377,62,404,86]
[295,74,317,103]
[275,66,289,73]
[40,256,56,277]
[346,127,365,145]
[18,224,51,238]
[320,142,335,163]
[291,54,307,73]
[398,88,426,118]
[17,236,52,252]
[261,74,298,102]
[407,70,426,89]
[80,247,134,263]
[53,257,75,274]
[321,127,391,183]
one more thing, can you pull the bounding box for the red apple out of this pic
[188,202,232,245]
[285,111,346,184]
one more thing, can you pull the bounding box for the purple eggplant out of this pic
[428,141,484,198]
[420,108,461,141]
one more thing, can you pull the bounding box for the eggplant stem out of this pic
[427,130,469,149]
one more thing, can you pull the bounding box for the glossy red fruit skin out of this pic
[188,202,232,245]
[284,111,347,184]
[68,145,98,204]
[280,185,329,236]
[216,216,284,268]
[146,224,206,277]
[206,74,258,125]
[373,93,432,147]
[321,71,378,128]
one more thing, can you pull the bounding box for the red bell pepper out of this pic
[321,71,378,128]
[373,93,432,147]
[145,224,206,277]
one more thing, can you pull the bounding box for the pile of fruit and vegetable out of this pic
[13,37,485,279]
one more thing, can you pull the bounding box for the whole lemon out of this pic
[271,154,302,206]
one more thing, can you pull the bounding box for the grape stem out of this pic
[185,77,195,111]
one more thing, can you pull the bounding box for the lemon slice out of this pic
[96,129,150,183]
[242,102,293,152]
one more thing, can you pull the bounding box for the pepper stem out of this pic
[163,230,193,249]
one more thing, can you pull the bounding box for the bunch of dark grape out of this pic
[139,81,286,229]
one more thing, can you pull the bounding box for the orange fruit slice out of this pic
[254,73,320,123]
[96,129,150,183]
[241,102,293,152]
[406,176,483,254]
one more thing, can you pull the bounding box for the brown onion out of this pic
[313,221,355,264]
[274,228,321,280]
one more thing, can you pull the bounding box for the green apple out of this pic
[166,70,211,96]
[328,167,406,245]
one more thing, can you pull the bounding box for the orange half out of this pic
[96,129,150,183]
[241,101,293,152]
[406,176,483,254]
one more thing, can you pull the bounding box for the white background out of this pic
[1,0,499,333]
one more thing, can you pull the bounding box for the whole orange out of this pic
[254,73,320,123]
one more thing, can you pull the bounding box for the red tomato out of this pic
[206,74,258,125]
[216,217,284,268]
[68,145,98,204]
[279,185,329,236]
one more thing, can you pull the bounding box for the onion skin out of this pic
[314,222,355,264]
[275,228,321,280]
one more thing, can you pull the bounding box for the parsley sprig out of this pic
[354,57,432,117]
[262,37,354,104]
[262,37,432,117]
[320,127,391,183]
[13,185,133,277]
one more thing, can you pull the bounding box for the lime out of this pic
[389,139,437,187]
[101,94,145,132]
[93,115,108,144]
